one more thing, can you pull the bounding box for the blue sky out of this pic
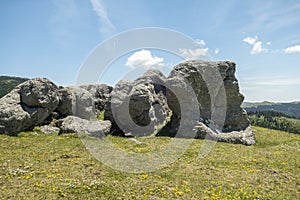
[0,0,300,102]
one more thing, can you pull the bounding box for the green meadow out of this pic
[0,126,299,199]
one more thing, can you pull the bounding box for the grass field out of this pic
[0,126,299,199]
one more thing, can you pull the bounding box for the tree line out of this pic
[247,110,299,134]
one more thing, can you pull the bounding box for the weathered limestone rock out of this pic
[169,60,250,132]
[105,60,254,145]
[57,116,111,137]
[165,60,254,144]
[55,86,96,119]
[194,122,255,145]
[55,84,112,119]
[105,70,170,136]
[0,60,254,145]
[40,125,60,134]
[79,84,113,113]
[0,78,59,135]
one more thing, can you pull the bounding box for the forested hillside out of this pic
[0,76,28,98]
[243,101,300,119]
[247,110,300,134]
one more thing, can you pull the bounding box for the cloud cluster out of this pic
[283,45,300,54]
[125,49,164,68]
[243,36,268,54]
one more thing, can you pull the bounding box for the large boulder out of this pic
[105,70,170,136]
[165,60,254,144]
[55,86,96,120]
[55,84,112,119]
[0,78,59,135]
[57,116,111,137]
[169,60,250,131]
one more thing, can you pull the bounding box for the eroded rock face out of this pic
[55,86,95,119]
[55,84,112,119]
[79,84,113,113]
[0,60,254,145]
[105,70,170,136]
[165,60,254,144]
[0,78,59,135]
[169,60,250,130]
[57,116,111,137]
[105,60,254,144]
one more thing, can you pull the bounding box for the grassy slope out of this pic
[0,127,299,199]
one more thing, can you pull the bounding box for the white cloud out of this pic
[125,49,164,68]
[243,36,258,45]
[195,39,206,47]
[283,45,300,53]
[266,41,271,45]
[179,48,209,60]
[214,48,219,54]
[243,36,268,54]
[90,0,115,35]
[251,41,267,54]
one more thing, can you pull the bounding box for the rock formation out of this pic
[0,78,59,135]
[105,60,254,144]
[104,70,170,136]
[165,60,254,144]
[0,60,255,145]
[0,79,112,136]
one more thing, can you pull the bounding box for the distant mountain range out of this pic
[0,76,29,98]
[242,101,300,119]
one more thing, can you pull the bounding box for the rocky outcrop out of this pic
[0,60,254,145]
[105,60,254,144]
[0,79,113,136]
[57,116,111,137]
[105,70,170,136]
[0,78,59,135]
[164,60,254,144]
[168,60,250,132]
